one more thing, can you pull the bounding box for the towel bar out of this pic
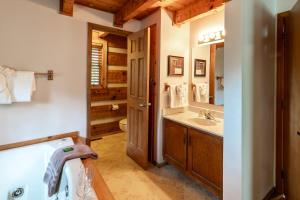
[34,70,54,80]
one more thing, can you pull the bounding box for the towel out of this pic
[11,71,36,102]
[43,144,98,197]
[195,83,209,103]
[0,66,15,104]
[168,84,188,108]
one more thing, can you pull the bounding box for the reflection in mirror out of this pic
[191,42,224,106]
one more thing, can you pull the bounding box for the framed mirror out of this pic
[191,42,224,106]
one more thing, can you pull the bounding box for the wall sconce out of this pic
[198,30,225,46]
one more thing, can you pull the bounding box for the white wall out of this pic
[224,0,276,199]
[0,0,140,145]
[158,9,190,163]
[277,0,298,13]
[145,9,190,163]
[223,0,243,198]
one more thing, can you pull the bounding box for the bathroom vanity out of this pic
[163,111,223,197]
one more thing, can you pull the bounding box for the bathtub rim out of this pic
[0,131,79,151]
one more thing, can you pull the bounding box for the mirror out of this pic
[191,42,224,106]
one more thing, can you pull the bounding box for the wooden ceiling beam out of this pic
[114,0,159,27]
[60,0,75,16]
[174,0,226,24]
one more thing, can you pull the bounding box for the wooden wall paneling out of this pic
[91,88,127,101]
[103,34,127,49]
[87,23,129,139]
[91,121,121,137]
[107,70,127,83]
[91,104,127,120]
[108,52,127,66]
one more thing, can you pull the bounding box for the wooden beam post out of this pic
[174,0,226,24]
[60,0,74,16]
[114,0,159,27]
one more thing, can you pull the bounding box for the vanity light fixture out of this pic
[198,30,225,46]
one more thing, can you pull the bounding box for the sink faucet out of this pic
[204,111,216,120]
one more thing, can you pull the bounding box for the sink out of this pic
[188,118,217,126]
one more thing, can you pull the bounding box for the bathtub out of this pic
[0,137,97,200]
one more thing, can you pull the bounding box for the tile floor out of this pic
[91,132,218,200]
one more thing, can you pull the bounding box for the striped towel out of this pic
[43,144,98,197]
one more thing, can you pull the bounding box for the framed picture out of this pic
[194,59,206,77]
[168,56,184,76]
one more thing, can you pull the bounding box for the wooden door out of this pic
[127,28,150,169]
[188,128,223,195]
[282,2,300,199]
[163,119,188,171]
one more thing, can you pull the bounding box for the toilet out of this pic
[119,118,128,132]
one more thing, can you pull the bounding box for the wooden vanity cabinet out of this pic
[188,128,223,195]
[163,119,188,171]
[163,119,223,197]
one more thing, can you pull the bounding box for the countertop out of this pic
[163,111,224,137]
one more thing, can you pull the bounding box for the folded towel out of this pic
[11,71,36,102]
[43,144,98,197]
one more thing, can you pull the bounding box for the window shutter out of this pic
[91,45,103,86]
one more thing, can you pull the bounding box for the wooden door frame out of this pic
[209,42,224,104]
[148,24,158,164]
[275,12,290,195]
[86,23,131,144]
[86,23,158,164]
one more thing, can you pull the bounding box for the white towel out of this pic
[0,66,15,104]
[195,83,209,103]
[0,73,12,104]
[11,71,36,102]
[168,84,188,108]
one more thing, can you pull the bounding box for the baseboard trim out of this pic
[263,187,276,200]
[153,161,168,168]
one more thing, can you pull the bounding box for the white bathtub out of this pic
[0,137,97,200]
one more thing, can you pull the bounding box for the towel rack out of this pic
[34,70,54,80]
[164,83,170,92]
[164,82,188,92]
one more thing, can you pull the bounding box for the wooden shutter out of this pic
[91,41,107,88]
[91,45,103,86]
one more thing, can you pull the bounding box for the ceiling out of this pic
[61,0,226,26]
[75,0,128,13]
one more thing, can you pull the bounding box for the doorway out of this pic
[276,3,300,199]
[86,23,158,166]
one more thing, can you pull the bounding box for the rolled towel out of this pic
[43,144,98,197]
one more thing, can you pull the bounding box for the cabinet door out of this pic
[163,119,188,170]
[188,128,223,193]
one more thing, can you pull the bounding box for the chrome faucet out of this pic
[204,111,216,120]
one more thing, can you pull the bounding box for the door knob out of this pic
[139,103,151,107]
[297,131,300,136]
